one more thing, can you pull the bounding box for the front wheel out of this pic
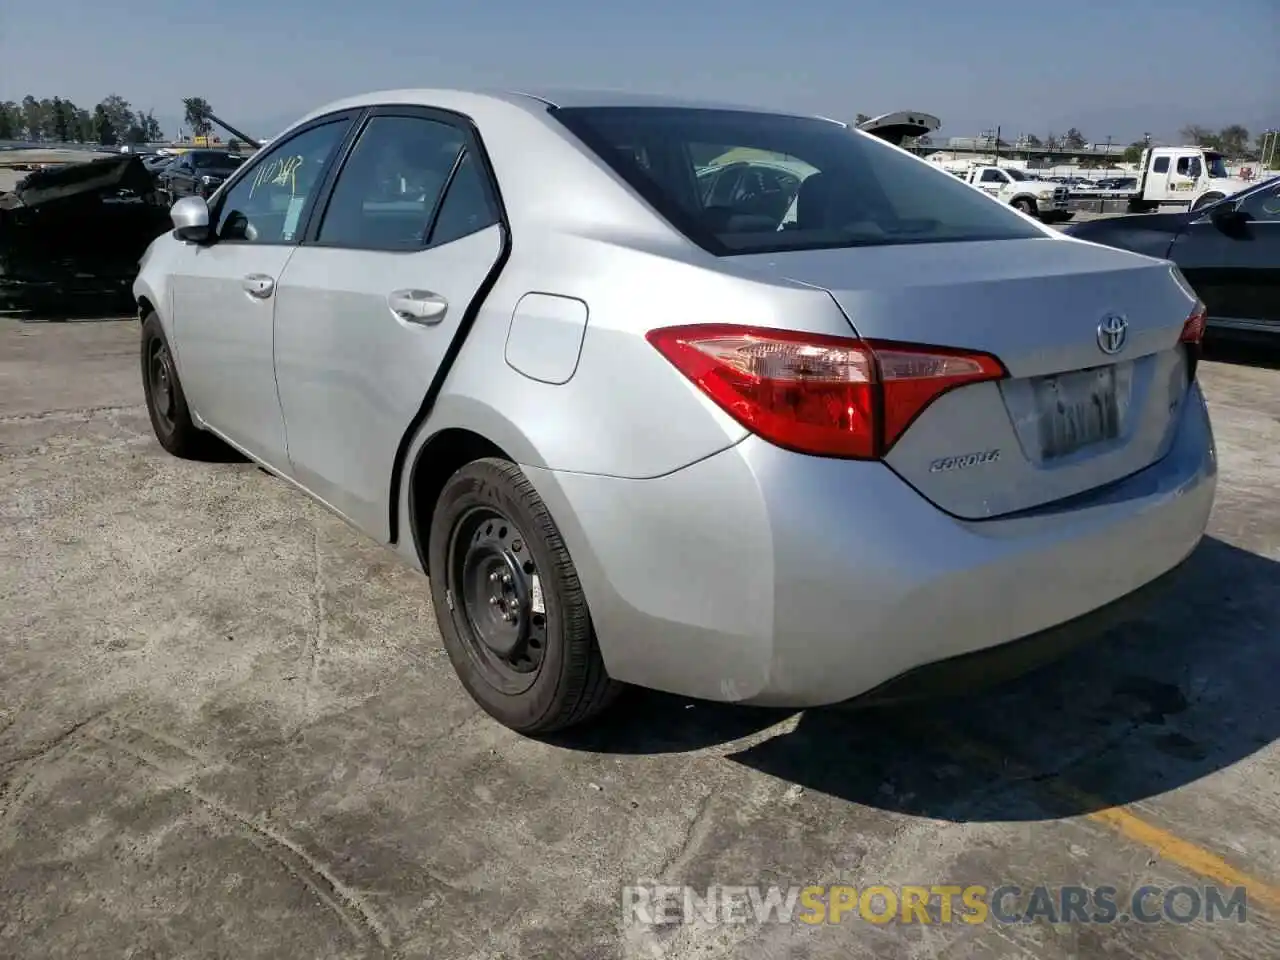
[1013,198,1036,216]
[428,458,621,734]
[1192,192,1225,212]
[140,311,216,459]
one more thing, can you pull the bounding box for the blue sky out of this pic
[1,0,1275,143]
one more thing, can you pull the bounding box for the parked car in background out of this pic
[133,89,1216,734]
[1065,176,1279,339]
[156,149,245,203]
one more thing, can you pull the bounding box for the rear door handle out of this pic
[241,274,275,299]
[388,289,448,325]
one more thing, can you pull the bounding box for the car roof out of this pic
[293,87,841,126]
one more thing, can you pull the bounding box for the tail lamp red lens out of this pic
[645,324,1006,459]
[1179,300,1207,347]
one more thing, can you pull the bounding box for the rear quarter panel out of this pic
[419,227,855,478]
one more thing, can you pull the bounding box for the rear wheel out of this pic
[428,458,621,734]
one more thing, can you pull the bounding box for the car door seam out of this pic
[272,246,304,462]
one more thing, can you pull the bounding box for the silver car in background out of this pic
[133,89,1216,734]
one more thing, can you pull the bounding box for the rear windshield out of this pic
[553,106,1042,255]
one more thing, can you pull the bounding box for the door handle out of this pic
[241,274,275,299]
[388,289,448,325]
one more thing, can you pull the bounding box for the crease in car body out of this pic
[135,89,1218,735]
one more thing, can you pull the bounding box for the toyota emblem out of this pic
[1097,312,1128,355]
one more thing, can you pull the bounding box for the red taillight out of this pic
[1180,300,1207,347]
[645,324,1006,459]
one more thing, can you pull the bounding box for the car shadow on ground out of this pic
[554,536,1280,822]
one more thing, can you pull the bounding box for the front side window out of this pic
[1176,156,1202,178]
[554,107,1042,255]
[214,119,351,245]
[1205,154,1229,178]
[980,168,1006,183]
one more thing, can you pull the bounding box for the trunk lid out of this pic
[737,236,1196,519]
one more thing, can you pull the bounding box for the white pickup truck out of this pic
[1124,146,1252,212]
[962,165,1072,222]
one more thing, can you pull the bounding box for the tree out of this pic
[853,113,872,126]
[21,95,44,141]
[1121,140,1146,164]
[96,94,135,141]
[183,97,213,138]
[1217,124,1250,157]
[140,110,163,142]
[1063,127,1087,149]
[0,101,17,140]
[51,97,70,141]
[71,108,93,142]
[1180,124,1219,148]
[92,103,117,146]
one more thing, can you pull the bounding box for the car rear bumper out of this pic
[524,381,1216,707]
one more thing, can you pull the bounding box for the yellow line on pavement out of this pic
[927,726,1280,915]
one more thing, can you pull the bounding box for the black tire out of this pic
[140,310,215,458]
[1192,192,1224,212]
[428,457,621,734]
[1013,198,1036,216]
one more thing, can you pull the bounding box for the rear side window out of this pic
[317,116,465,251]
[1153,157,1170,173]
[553,107,1042,255]
[1238,180,1280,222]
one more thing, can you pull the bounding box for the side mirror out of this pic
[171,196,212,244]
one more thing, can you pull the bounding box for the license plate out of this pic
[1034,365,1121,460]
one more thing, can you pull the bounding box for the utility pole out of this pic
[994,125,1001,163]
[1261,130,1279,170]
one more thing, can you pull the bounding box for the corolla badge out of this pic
[929,449,1001,473]
[1097,312,1128,355]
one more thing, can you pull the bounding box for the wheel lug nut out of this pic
[489,596,501,606]
[489,572,501,583]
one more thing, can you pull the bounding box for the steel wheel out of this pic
[447,506,549,694]
[148,339,177,435]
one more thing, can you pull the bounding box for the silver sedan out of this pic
[133,89,1216,734]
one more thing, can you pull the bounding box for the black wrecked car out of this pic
[157,149,245,203]
[1064,176,1280,340]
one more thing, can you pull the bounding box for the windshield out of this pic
[1205,153,1229,178]
[192,151,243,170]
[553,107,1042,255]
